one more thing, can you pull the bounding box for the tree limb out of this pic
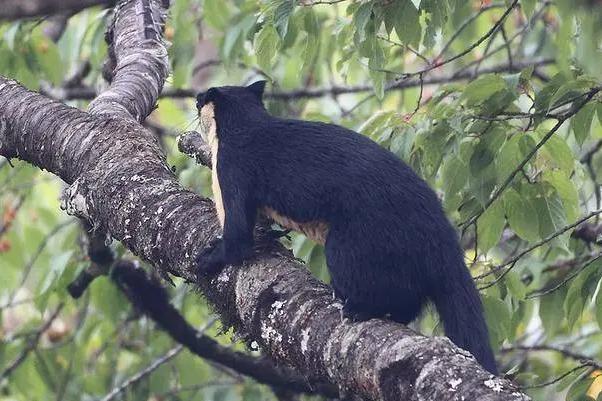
[111,259,338,397]
[0,0,114,20]
[43,58,554,102]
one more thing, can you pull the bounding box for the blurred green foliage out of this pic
[1,0,602,400]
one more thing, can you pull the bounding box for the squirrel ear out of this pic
[205,87,220,101]
[247,80,266,99]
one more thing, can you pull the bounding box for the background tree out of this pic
[0,0,601,400]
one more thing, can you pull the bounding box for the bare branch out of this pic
[44,59,555,102]
[0,304,64,380]
[0,0,113,19]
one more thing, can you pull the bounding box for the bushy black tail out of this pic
[432,267,498,375]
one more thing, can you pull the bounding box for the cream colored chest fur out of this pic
[200,103,225,228]
[199,102,329,243]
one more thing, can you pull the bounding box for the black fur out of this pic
[195,82,498,374]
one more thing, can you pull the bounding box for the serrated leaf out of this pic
[566,376,596,401]
[595,277,602,330]
[477,199,505,253]
[254,24,281,71]
[543,170,579,222]
[503,189,540,242]
[505,271,526,300]
[540,286,566,336]
[529,183,568,246]
[273,0,297,38]
[442,156,467,196]
[222,15,256,62]
[462,75,508,107]
[203,0,230,30]
[564,258,602,330]
[571,103,596,145]
[496,135,523,182]
[482,295,511,347]
[522,0,536,18]
[392,1,421,47]
[34,38,62,86]
[541,134,575,173]
[353,1,373,44]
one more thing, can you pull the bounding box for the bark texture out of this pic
[0,0,531,400]
[0,0,113,19]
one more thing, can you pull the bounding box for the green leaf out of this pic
[254,24,281,71]
[540,286,566,336]
[503,189,540,242]
[441,156,467,197]
[543,170,579,222]
[571,103,596,145]
[299,9,319,72]
[203,0,231,30]
[368,39,386,99]
[353,1,373,45]
[222,15,256,62]
[273,0,297,38]
[477,199,505,253]
[36,250,74,310]
[392,0,421,47]
[505,271,526,300]
[528,183,568,246]
[462,75,508,107]
[496,134,525,182]
[533,73,568,123]
[469,142,495,175]
[482,295,511,347]
[541,134,575,174]
[564,258,602,330]
[566,376,595,401]
[34,37,63,86]
[521,0,536,18]
[595,277,602,330]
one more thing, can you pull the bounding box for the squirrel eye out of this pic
[196,93,206,109]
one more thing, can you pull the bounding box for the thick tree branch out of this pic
[0,0,114,19]
[0,0,530,399]
[111,260,338,397]
[88,0,169,121]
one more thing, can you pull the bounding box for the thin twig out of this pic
[299,0,347,5]
[6,220,75,306]
[436,2,507,59]
[0,304,64,381]
[522,365,591,389]
[476,206,602,284]
[99,318,217,401]
[377,34,429,64]
[462,87,601,230]
[47,59,555,102]
[526,253,602,298]
[396,0,519,80]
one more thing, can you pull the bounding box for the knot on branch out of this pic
[177,131,212,167]
[60,178,93,221]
